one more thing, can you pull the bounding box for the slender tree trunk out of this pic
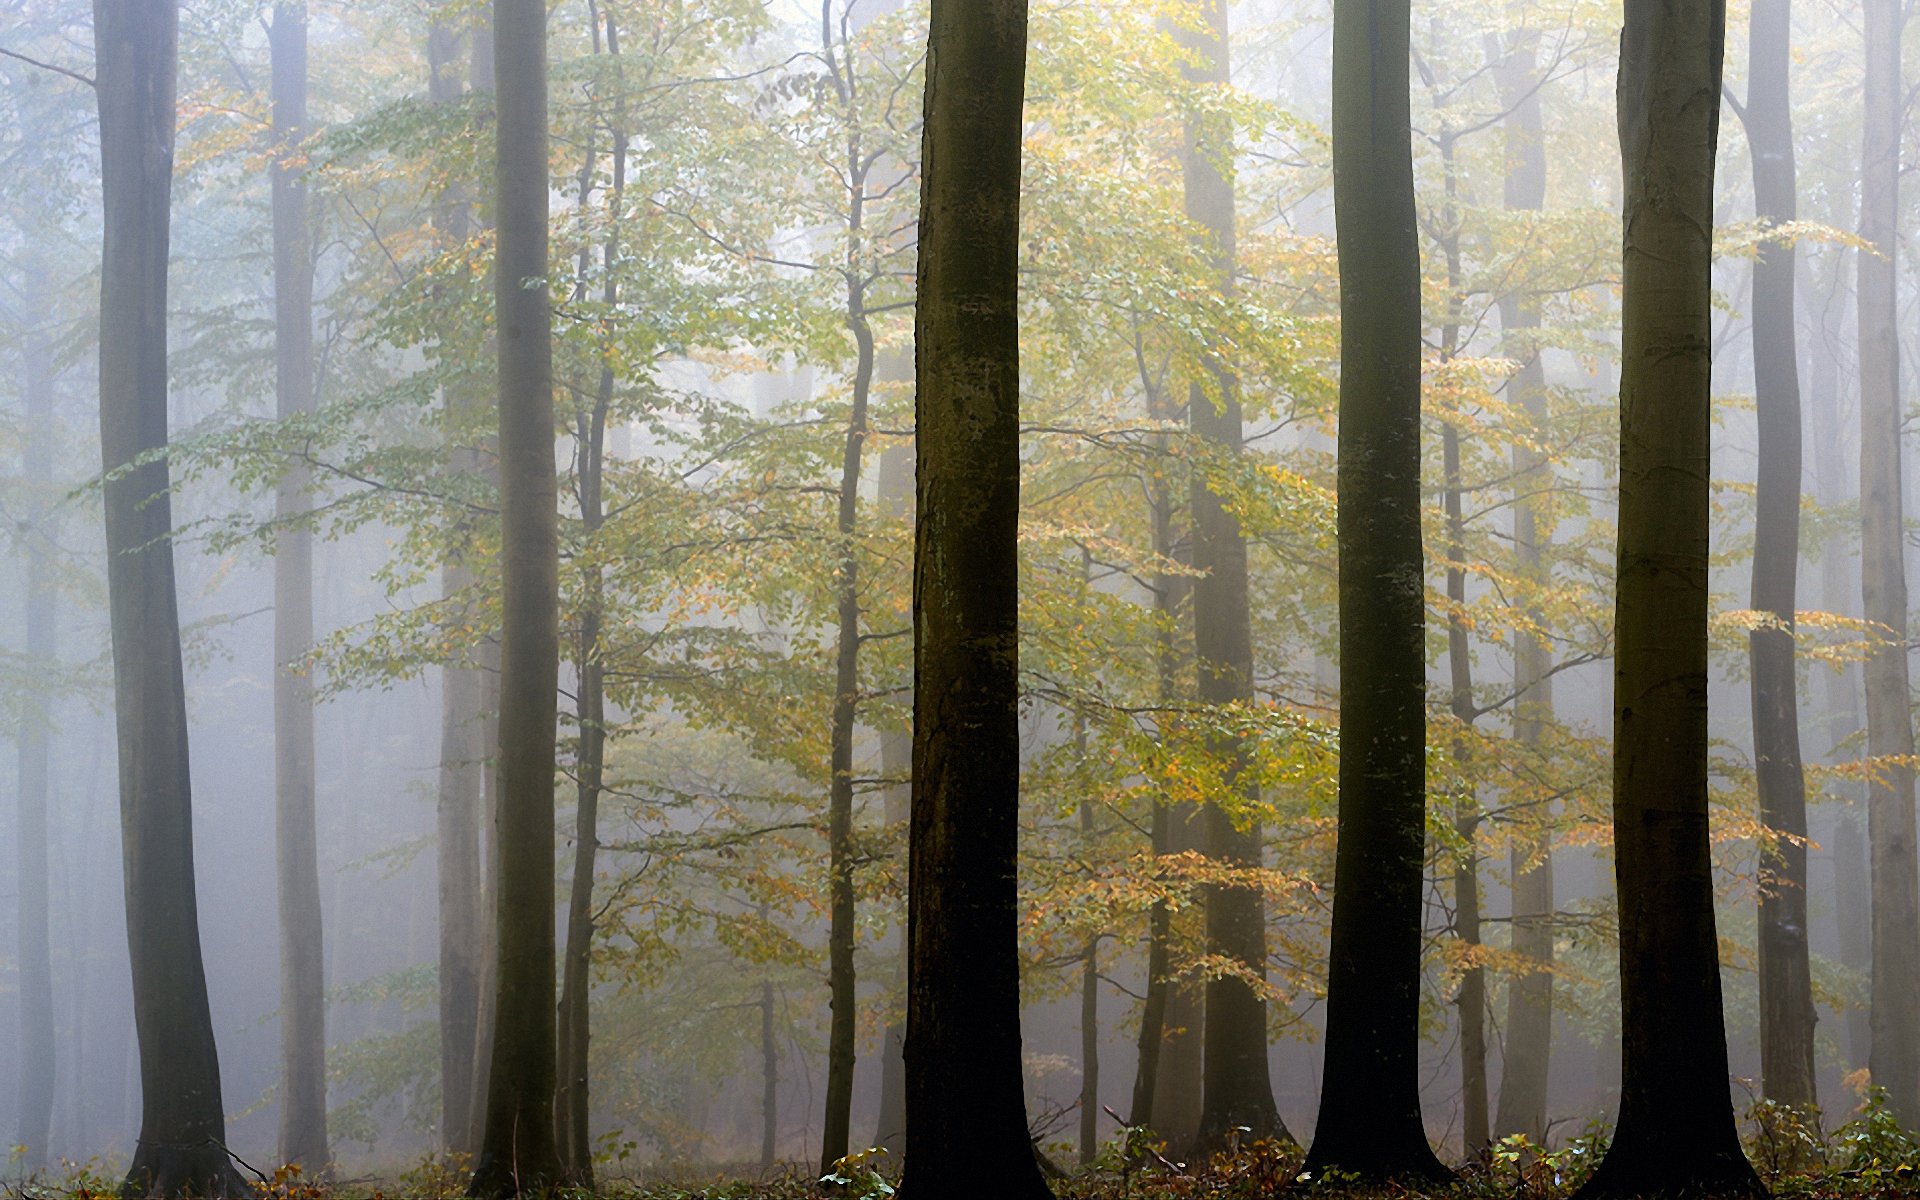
[1077,711,1100,1168]
[554,11,624,1184]
[463,13,503,1160]
[1739,0,1817,1114]
[1572,0,1760,1191]
[902,3,1048,1195]
[1178,0,1286,1154]
[428,14,486,1157]
[469,0,562,1191]
[94,3,245,1194]
[821,136,878,1184]
[762,977,778,1172]
[1306,0,1445,1180]
[1858,0,1920,1128]
[14,319,57,1171]
[870,435,911,1160]
[269,0,329,1172]
[1492,23,1554,1144]
[1128,368,1202,1144]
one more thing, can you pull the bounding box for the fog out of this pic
[0,0,1902,1191]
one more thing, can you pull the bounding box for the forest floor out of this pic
[13,1101,1920,1200]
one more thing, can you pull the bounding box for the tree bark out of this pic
[1178,0,1287,1154]
[1572,0,1761,1191]
[94,3,246,1194]
[1492,22,1554,1145]
[468,0,562,1192]
[427,12,487,1161]
[1858,0,1920,1129]
[762,977,778,1171]
[869,436,911,1160]
[14,309,57,1172]
[1740,0,1817,1114]
[269,0,329,1173]
[821,77,879,1179]
[902,2,1049,1195]
[1305,0,1446,1181]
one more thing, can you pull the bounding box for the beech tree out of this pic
[467,0,562,1192]
[94,0,246,1194]
[902,1,1049,1196]
[1734,0,1817,1113]
[269,0,329,1171]
[1857,0,1920,1127]
[1571,0,1761,1192]
[1305,0,1448,1180]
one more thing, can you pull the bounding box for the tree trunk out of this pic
[14,311,57,1172]
[821,124,878,1184]
[468,0,562,1192]
[94,3,246,1194]
[1740,0,1817,1115]
[1078,713,1100,1167]
[1127,364,1199,1146]
[902,2,1048,1195]
[554,10,624,1184]
[1178,0,1287,1154]
[428,13,486,1158]
[1492,23,1554,1145]
[270,0,329,1173]
[1858,0,1920,1128]
[1305,0,1446,1181]
[762,977,778,1172]
[1572,0,1760,1191]
[870,435,912,1159]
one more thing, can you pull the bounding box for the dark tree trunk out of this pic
[270,0,329,1173]
[554,10,624,1185]
[1305,0,1445,1181]
[14,315,57,1171]
[762,977,778,1171]
[1572,0,1761,1192]
[94,3,245,1194]
[1179,0,1286,1154]
[1492,27,1554,1145]
[1739,0,1817,1114]
[1858,0,1920,1128]
[902,2,1048,1196]
[468,0,562,1192]
[1128,368,1202,1145]
[821,99,879,1182]
[428,14,485,1158]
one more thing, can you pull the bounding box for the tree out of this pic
[12,297,56,1173]
[468,0,562,1191]
[1178,0,1288,1154]
[902,1,1050,1196]
[1492,17,1555,1144]
[427,9,487,1158]
[269,0,329,1172]
[1304,0,1448,1180]
[1734,0,1817,1114]
[1857,0,1920,1128]
[94,1,246,1193]
[1570,0,1762,1191]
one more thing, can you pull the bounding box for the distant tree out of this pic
[426,8,487,1159]
[93,0,245,1194]
[1857,0,1920,1127]
[1304,0,1448,1180]
[1733,0,1817,1114]
[467,0,562,1192]
[902,0,1050,1196]
[1570,0,1762,1192]
[1491,19,1555,1145]
[269,0,330,1172]
[1177,0,1288,1154]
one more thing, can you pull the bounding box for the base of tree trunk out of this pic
[1299,1138,1452,1188]
[121,1142,249,1199]
[1570,1149,1766,1200]
[466,1150,558,1199]
[1191,1109,1296,1161]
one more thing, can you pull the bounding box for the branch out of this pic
[0,45,94,88]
